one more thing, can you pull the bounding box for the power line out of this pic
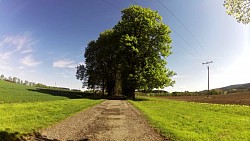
[156,0,209,59]
[127,0,207,60]
[129,0,139,5]
[101,0,202,59]
[100,0,121,10]
[172,29,205,59]
[101,0,206,59]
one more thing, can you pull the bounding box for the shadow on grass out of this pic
[132,97,150,101]
[27,88,127,100]
[27,88,103,100]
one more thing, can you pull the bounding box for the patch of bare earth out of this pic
[163,91,250,106]
[32,100,166,141]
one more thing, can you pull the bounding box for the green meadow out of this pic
[0,80,66,103]
[0,80,102,134]
[130,97,250,141]
[1,80,250,140]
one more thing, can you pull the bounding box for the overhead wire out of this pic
[129,0,139,5]
[100,0,205,59]
[156,0,209,59]
[100,0,121,10]
[128,0,205,59]
[171,29,204,59]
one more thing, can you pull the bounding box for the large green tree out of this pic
[114,6,175,99]
[77,5,175,99]
[224,0,250,24]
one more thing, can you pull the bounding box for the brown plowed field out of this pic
[162,91,250,106]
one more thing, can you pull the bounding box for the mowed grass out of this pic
[0,99,102,133]
[0,80,103,134]
[130,97,250,141]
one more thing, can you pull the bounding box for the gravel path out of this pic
[35,100,166,141]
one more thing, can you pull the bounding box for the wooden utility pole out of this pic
[202,61,213,97]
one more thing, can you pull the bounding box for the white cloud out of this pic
[0,33,42,71]
[0,65,13,71]
[17,66,25,70]
[0,52,14,60]
[0,33,35,50]
[21,55,42,67]
[53,59,77,69]
[21,48,33,54]
[0,33,37,62]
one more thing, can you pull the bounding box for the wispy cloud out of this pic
[0,33,42,70]
[17,66,25,70]
[0,33,36,61]
[0,65,13,71]
[53,59,77,69]
[21,55,42,67]
[21,48,33,54]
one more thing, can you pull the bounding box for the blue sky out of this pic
[0,0,249,91]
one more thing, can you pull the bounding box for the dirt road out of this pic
[37,100,165,141]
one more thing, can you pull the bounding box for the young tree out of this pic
[224,0,250,24]
[114,5,175,99]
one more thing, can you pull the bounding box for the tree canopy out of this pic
[76,5,175,99]
[224,0,250,24]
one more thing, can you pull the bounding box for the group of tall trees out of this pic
[76,5,175,99]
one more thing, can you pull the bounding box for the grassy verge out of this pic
[130,97,250,141]
[0,99,103,134]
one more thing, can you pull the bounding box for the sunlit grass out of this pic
[0,80,103,135]
[0,80,66,103]
[130,97,250,141]
[0,99,102,133]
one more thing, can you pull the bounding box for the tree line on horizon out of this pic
[76,5,175,99]
[0,74,81,91]
[0,74,36,86]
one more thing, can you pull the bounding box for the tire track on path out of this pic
[38,100,166,141]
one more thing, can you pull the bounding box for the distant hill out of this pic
[220,83,250,91]
[198,83,250,95]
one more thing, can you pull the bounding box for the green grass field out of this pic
[0,80,67,103]
[0,80,102,135]
[130,97,250,141]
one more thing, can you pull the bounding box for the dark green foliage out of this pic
[77,30,119,96]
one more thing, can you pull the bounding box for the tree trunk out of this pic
[107,79,115,96]
[102,79,105,95]
[122,85,135,99]
[107,84,113,96]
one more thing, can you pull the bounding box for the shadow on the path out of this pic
[0,131,20,141]
[0,130,90,141]
[0,130,57,141]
